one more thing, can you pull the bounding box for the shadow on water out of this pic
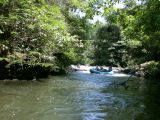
[134,81,160,120]
[0,72,160,120]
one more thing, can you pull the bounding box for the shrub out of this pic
[144,61,160,80]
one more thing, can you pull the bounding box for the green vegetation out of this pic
[0,0,83,79]
[94,24,123,66]
[0,0,160,80]
[88,0,160,80]
[144,61,160,81]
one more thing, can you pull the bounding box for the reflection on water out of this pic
[0,72,160,120]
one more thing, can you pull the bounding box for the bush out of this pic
[144,61,160,80]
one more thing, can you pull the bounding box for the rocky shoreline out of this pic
[70,65,144,76]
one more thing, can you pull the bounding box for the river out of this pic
[0,71,160,120]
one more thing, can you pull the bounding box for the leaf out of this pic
[0,29,3,34]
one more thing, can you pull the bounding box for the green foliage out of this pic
[33,63,60,72]
[137,0,160,61]
[28,51,41,58]
[101,0,160,66]
[144,61,160,80]
[1,0,159,73]
[0,0,83,68]
[0,57,9,62]
[139,0,160,34]
[94,24,123,66]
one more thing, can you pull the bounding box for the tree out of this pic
[138,0,160,61]
[0,0,81,66]
[94,24,123,66]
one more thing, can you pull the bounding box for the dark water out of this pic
[0,72,160,120]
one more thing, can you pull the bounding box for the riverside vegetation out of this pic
[0,0,83,79]
[0,0,160,81]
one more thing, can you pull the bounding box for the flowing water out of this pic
[0,71,160,120]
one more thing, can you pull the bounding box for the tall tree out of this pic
[94,24,122,66]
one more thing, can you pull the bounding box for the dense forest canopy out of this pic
[90,0,160,67]
[0,0,160,77]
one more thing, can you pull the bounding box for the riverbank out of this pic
[0,55,67,80]
[70,65,128,75]
[120,61,160,81]
[0,61,65,80]
[70,63,160,81]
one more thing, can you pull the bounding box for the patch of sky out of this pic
[88,1,126,24]
[88,15,106,24]
[114,1,125,9]
[72,9,86,18]
[71,1,143,24]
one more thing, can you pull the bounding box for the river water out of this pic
[0,71,160,120]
